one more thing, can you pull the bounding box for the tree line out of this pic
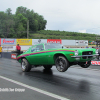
[30,30,98,41]
[0,6,98,41]
[0,6,47,38]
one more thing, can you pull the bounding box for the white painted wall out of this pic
[32,39,47,45]
[62,40,76,45]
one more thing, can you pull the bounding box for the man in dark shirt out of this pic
[97,46,100,60]
[16,44,21,56]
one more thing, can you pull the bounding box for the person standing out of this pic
[16,44,21,56]
[0,45,2,58]
[97,46,100,60]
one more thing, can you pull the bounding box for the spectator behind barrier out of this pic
[98,46,100,56]
[16,44,21,56]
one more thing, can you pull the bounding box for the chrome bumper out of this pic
[71,54,99,58]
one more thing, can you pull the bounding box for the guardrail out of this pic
[1,51,23,59]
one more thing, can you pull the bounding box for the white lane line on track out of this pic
[0,75,70,100]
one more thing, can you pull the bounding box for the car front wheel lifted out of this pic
[55,56,69,72]
[79,60,91,68]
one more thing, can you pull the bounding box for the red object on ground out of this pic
[11,54,16,59]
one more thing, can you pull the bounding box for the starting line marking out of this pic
[0,75,70,100]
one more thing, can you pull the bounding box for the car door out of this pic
[29,44,48,65]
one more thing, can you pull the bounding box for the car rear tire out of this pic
[21,58,31,72]
[79,61,91,68]
[43,65,52,70]
[55,56,69,72]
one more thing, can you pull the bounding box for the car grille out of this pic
[82,51,93,59]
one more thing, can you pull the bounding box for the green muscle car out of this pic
[17,43,98,72]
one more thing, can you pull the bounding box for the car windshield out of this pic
[45,43,63,49]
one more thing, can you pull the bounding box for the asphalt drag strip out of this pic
[0,76,69,100]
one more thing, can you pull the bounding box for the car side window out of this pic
[36,45,44,51]
[31,46,37,52]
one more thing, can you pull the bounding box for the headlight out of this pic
[75,50,78,56]
[96,49,98,54]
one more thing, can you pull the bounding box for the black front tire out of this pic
[55,56,69,72]
[79,61,91,68]
[21,58,31,72]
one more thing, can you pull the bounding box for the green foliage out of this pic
[30,30,97,41]
[0,6,47,38]
[0,6,98,41]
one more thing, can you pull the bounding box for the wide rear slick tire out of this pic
[55,56,69,72]
[21,58,31,72]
